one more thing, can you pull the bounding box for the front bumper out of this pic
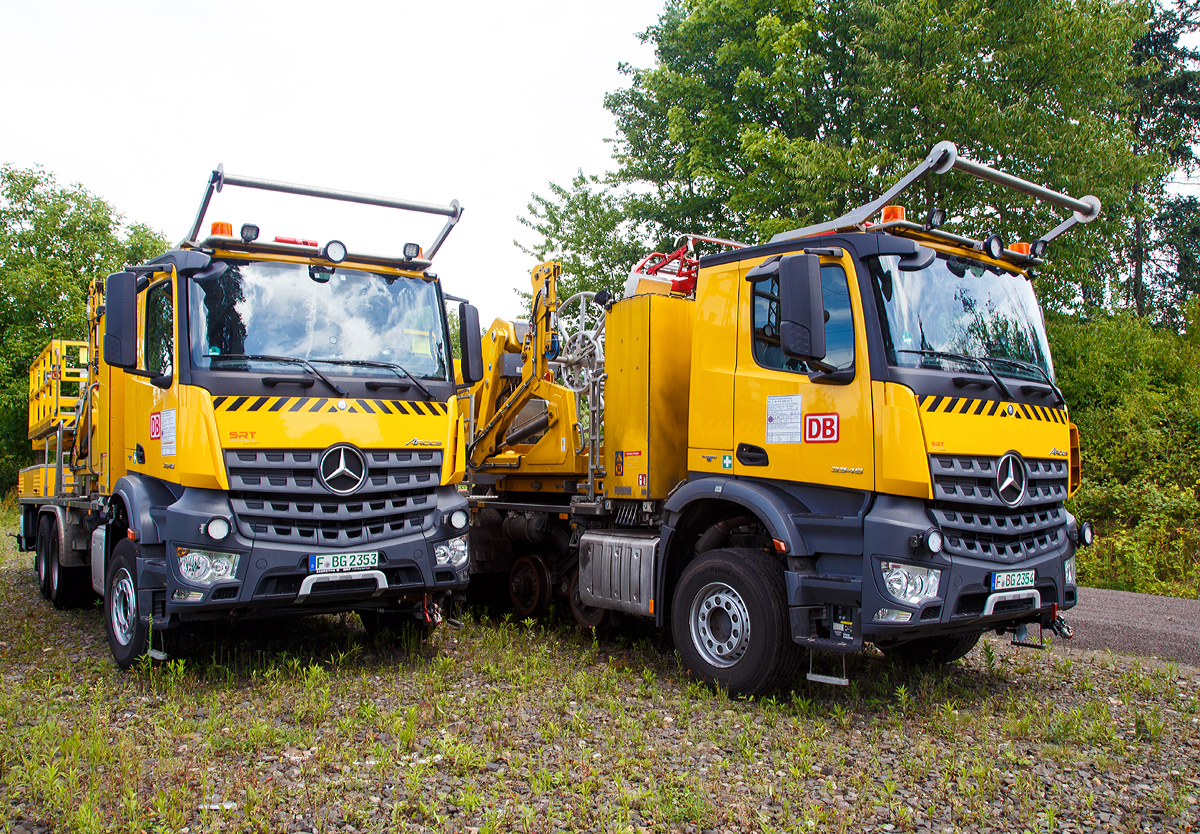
[136,485,469,624]
[786,495,1077,651]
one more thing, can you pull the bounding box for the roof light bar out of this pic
[183,164,464,262]
[770,141,1101,261]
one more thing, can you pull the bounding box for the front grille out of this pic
[929,454,1069,564]
[226,449,442,546]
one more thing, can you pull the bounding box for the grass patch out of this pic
[0,521,1197,833]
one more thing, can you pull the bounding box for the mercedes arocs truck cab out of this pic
[466,142,1097,695]
[18,168,484,667]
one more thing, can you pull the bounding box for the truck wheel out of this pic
[569,569,609,630]
[671,548,801,697]
[34,515,53,599]
[509,555,550,617]
[48,527,89,610]
[105,539,149,669]
[877,633,980,666]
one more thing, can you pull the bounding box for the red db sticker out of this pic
[638,474,647,487]
[805,413,839,443]
[149,412,161,440]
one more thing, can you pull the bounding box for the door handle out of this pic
[736,443,769,467]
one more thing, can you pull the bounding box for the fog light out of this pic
[874,608,912,622]
[1064,555,1076,586]
[205,517,231,540]
[320,240,347,263]
[449,509,468,530]
[1080,521,1094,547]
[925,528,944,554]
[176,547,239,585]
[880,561,942,605]
[172,589,204,602]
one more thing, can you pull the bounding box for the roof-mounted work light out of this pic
[924,208,947,230]
[319,240,347,263]
[240,223,259,244]
[403,243,422,259]
[983,233,1005,260]
[1031,239,1048,258]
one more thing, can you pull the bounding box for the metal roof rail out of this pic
[769,141,1100,261]
[181,164,463,261]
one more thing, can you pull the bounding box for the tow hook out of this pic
[1048,616,1074,639]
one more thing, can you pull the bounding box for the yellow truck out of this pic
[17,167,484,667]
[467,142,1096,695]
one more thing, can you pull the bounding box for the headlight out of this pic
[204,517,231,540]
[449,509,469,530]
[1064,555,1076,586]
[880,561,942,605]
[434,535,469,569]
[925,528,944,554]
[448,535,469,569]
[176,547,240,585]
[1080,521,1094,547]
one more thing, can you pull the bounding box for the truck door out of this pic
[125,273,179,477]
[732,252,875,492]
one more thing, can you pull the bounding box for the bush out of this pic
[1051,312,1200,598]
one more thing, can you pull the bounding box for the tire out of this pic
[671,548,801,697]
[34,516,52,599]
[509,555,550,617]
[48,525,89,610]
[105,539,149,670]
[877,633,981,666]
[569,569,609,629]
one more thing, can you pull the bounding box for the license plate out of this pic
[991,569,1035,591]
[309,551,380,574]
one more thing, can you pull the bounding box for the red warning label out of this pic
[805,413,839,443]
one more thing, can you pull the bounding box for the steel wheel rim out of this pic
[509,557,544,616]
[110,568,137,647]
[689,582,751,669]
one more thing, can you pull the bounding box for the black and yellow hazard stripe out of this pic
[916,395,1067,423]
[211,395,450,416]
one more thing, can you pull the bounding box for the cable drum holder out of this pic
[769,140,1102,264]
[182,163,464,264]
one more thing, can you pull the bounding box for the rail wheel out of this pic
[509,555,550,617]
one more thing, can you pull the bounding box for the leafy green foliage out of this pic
[1052,312,1200,597]
[0,165,166,489]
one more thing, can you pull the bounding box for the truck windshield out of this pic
[188,260,449,380]
[868,252,1054,383]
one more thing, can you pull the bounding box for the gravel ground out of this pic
[1,530,1198,833]
[1066,587,1200,666]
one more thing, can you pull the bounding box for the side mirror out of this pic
[778,254,831,368]
[458,303,484,384]
[103,271,138,369]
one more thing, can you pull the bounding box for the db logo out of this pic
[805,413,839,443]
[149,412,161,440]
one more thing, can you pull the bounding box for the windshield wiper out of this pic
[214,354,348,396]
[310,358,434,401]
[982,356,1066,406]
[898,349,1015,401]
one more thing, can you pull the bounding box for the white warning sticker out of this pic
[160,408,176,457]
[766,395,804,444]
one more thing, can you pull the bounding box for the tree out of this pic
[523,0,1173,312]
[0,165,166,490]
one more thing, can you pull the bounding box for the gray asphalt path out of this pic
[1064,586,1200,667]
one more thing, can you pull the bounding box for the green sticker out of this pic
[722,454,733,470]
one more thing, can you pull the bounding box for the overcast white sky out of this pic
[1,0,664,322]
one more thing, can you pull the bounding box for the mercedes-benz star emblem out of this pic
[996,452,1027,508]
[319,444,367,495]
